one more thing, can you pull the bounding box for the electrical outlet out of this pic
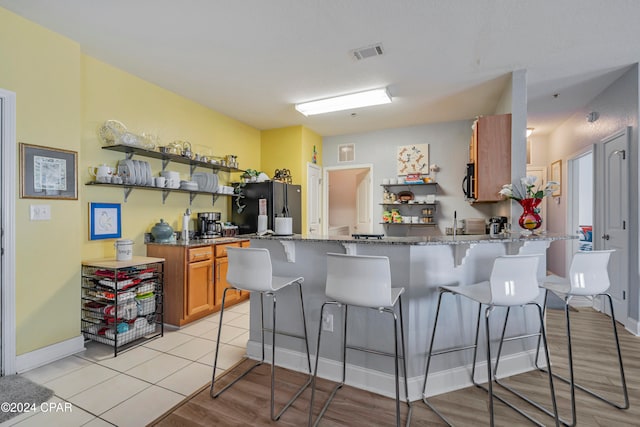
[322,313,334,332]
[30,204,51,221]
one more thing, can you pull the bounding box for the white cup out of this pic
[382,178,390,185]
[390,178,398,185]
[412,216,419,223]
[155,177,166,188]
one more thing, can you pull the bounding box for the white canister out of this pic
[115,239,134,261]
[274,217,293,235]
[257,215,268,233]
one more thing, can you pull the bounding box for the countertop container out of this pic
[151,219,174,243]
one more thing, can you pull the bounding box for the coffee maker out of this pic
[196,212,222,238]
[489,216,508,233]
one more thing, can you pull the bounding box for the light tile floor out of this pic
[1,301,250,427]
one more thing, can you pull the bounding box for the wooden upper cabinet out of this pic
[471,113,511,202]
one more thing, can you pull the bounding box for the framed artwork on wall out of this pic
[550,159,562,196]
[397,144,429,175]
[89,202,122,240]
[20,143,78,200]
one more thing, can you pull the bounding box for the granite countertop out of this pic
[249,232,577,246]
[146,236,250,248]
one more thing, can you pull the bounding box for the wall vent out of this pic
[338,144,355,162]
[351,43,384,61]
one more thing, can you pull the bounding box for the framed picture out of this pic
[89,202,122,240]
[397,144,429,175]
[550,160,562,196]
[20,143,77,200]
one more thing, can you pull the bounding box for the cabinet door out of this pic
[215,257,242,305]
[475,114,511,202]
[185,259,214,321]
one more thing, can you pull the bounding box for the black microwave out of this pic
[462,163,475,200]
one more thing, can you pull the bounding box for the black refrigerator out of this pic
[231,182,301,235]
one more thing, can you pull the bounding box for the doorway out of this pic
[568,149,594,254]
[567,148,594,307]
[1,88,17,376]
[323,165,373,236]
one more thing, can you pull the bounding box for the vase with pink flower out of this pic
[499,176,558,234]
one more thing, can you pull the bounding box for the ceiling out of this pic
[2,0,639,136]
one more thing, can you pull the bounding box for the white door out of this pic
[306,163,322,237]
[1,88,17,375]
[600,128,629,321]
[354,170,372,234]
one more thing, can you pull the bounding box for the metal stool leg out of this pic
[487,303,560,426]
[470,303,559,427]
[528,292,629,426]
[485,306,495,427]
[540,293,629,426]
[309,301,341,427]
[212,285,311,422]
[421,289,455,426]
[310,301,410,427]
[210,288,264,398]
[398,296,412,426]
[269,282,313,421]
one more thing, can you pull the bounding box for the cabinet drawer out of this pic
[215,242,241,258]
[188,246,213,263]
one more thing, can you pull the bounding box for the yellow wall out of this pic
[260,126,303,184]
[1,7,262,355]
[81,56,261,261]
[260,126,322,233]
[0,8,83,354]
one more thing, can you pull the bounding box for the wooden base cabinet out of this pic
[185,247,214,321]
[146,240,249,327]
[214,240,250,306]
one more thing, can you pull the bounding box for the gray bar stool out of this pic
[422,254,559,427]
[209,247,312,421]
[515,249,628,426]
[308,253,412,427]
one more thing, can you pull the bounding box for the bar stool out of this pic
[308,253,412,427]
[209,247,312,421]
[422,255,559,426]
[530,250,628,426]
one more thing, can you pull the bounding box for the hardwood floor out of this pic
[151,308,638,426]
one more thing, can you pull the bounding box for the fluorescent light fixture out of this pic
[295,88,392,116]
[526,128,534,137]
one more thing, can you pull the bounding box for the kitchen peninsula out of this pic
[245,232,575,400]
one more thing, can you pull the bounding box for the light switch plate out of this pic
[30,204,51,221]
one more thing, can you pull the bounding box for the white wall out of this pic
[323,120,499,236]
[544,64,638,321]
[328,169,358,228]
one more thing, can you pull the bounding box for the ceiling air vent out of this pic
[351,43,384,61]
